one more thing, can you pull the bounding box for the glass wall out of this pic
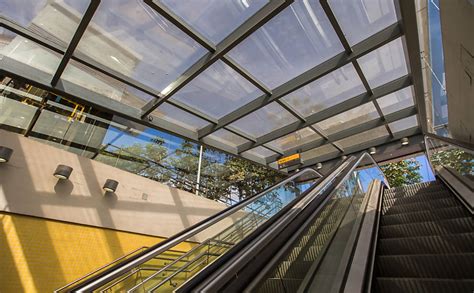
[0,75,284,202]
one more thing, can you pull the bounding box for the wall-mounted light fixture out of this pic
[316,163,323,170]
[341,155,347,160]
[0,146,13,163]
[103,179,119,193]
[401,137,409,146]
[54,164,73,180]
[369,147,376,155]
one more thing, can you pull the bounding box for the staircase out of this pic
[374,180,474,292]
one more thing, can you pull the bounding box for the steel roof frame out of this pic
[0,0,426,170]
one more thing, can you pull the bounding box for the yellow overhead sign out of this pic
[277,153,301,169]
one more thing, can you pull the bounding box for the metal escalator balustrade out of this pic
[178,152,387,292]
[58,168,322,292]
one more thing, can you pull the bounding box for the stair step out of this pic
[278,260,312,279]
[383,190,453,207]
[384,182,444,198]
[376,253,474,279]
[380,206,470,226]
[382,197,460,216]
[258,278,302,293]
[375,277,474,293]
[379,217,474,239]
[378,233,474,255]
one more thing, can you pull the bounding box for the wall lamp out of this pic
[103,179,119,193]
[316,163,323,170]
[341,155,347,160]
[54,164,73,180]
[401,137,409,146]
[0,146,13,163]
[369,147,376,155]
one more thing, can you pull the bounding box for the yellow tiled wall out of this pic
[0,212,192,292]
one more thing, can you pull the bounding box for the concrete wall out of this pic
[0,130,231,240]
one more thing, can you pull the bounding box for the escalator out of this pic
[60,134,473,293]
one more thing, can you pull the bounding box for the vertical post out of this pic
[196,145,203,196]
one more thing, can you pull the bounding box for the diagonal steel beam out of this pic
[235,75,412,155]
[140,0,293,118]
[197,21,403,138]
[51,0,100,86]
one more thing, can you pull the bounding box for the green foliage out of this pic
[430,148,473,176]
[381,158,422,187]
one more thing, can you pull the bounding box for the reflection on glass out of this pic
[335,126,389,150]
[388,115,418,134]
[92,169,320,292]
[265,127,322,153]
[358,37,409,88]
[329,0,398,46]
[301,143,339,162]
[160,0,268,44]
[228,1,343,89]
[171,60,263,119]
[74,0,207,93]
[426,136,473,180]
[282,64,365,118]
[62,59,155,109]
[203,129,250,148]
[0,0,89,48]
[316,102,380,136]
[229,102,298,139]
[152,103,210,132]
[0,28,61,76]
[254,154,387,292]
[377,86,415,116]
[243,146,276,160]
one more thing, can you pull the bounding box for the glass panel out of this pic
[86,169,320,292]
[0,0,89,48]
[0,28,61,77]
[160,0,268,44]
[243,146,276,159]
[228,1,344,89]
[377,86,415,116]
[229,102,299,139]
[426,136,473,180]
[0,83,39,132]
[316,102,379,136]
[171,60,263,119]
[62,59,155,109]
[254,154,388,292]
[358,37,409,88]
[335,125,389,149]
[329,0,398,46]
[282,64,365,118]
[301,143,339,162]
[74,0,207,93]
[152,102,210,132]
[265,127,322,153]
[388,115,419,133]
[204,129,250,148]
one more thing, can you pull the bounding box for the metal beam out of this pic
[197,21,403,138]
[140,0,292,118]
[235,75,412,154]
[51,0,100,86]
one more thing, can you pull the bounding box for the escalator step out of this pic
[378,233,474,255]
[380,206,470,226]
[382,197,460,216]
[379,217,474,238]
[375,277,474,293]
[376,253,474,278]
[382,191,453,207]
[258,278,302,293]
[278,260,313,279]
[384,182,444,197]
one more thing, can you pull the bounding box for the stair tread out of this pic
[380,205,470,226]
[382,197,461,216]
[375,277,474,293]
[379,217,473,239]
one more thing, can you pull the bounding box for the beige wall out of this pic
[0,130,233,240]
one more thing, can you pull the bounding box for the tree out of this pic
[381,158,422,187]
[430,148,473,176]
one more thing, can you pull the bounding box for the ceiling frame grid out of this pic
[0,0,422,169]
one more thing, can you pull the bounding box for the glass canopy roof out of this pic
[0,0,421,170]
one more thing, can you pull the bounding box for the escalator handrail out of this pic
[425,133,474,153]
[185,152,382,292]
[67,167,321,292]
